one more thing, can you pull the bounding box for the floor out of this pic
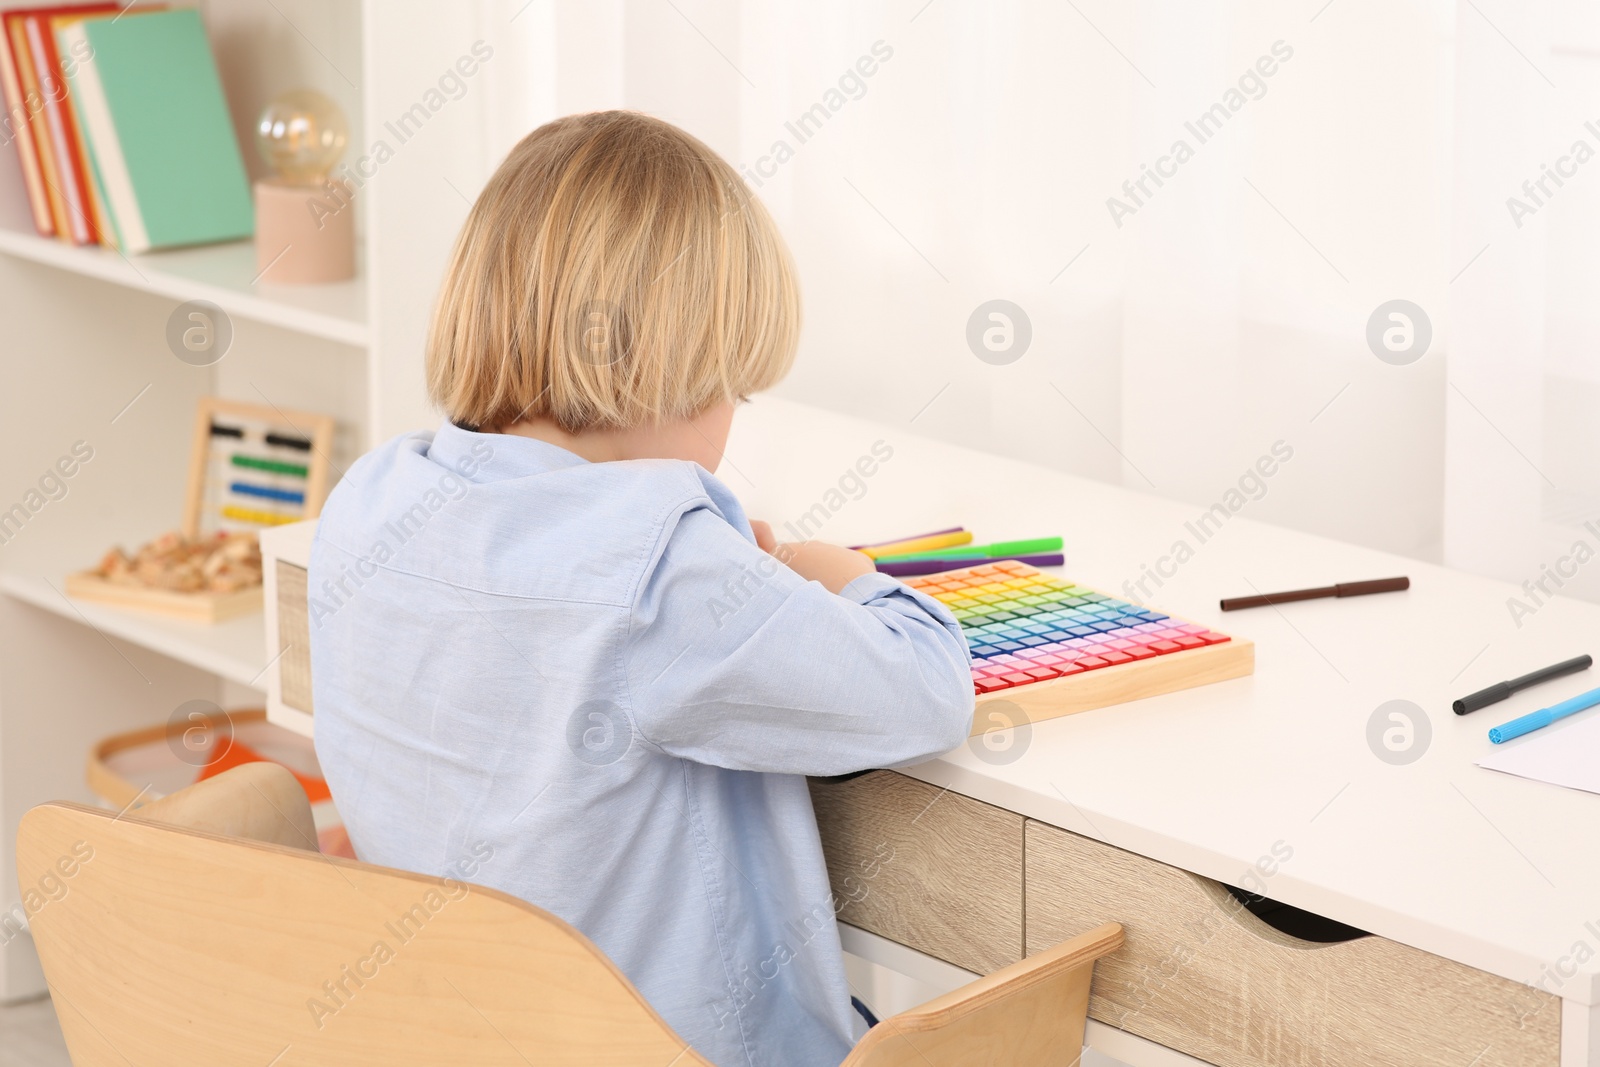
[0,997,69,1067]
[0,991,1130,1066]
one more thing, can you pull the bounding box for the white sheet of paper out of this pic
[1477,709,1600,795]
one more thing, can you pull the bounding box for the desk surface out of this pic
[726,395,1600,1005]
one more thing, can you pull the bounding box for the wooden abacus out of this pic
[64,398,334,622]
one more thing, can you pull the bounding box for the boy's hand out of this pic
[771,539,876,594]
[749,519,777,553]
[751,518,875,593]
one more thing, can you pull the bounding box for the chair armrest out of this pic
[844,922,1123,1067]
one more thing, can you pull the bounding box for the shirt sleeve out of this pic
[623,504,975,775]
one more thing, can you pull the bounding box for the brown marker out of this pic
[1220,576,1409,612]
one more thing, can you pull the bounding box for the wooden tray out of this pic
[64,571,263,624]
[904,561,1254,734]
[978,634,1254,732]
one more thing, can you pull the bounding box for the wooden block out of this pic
[975,637,1254,735]
[1024,819,1560,1067]
[275,561,314,714]
[809,771,1023,974]
[63,570,262,623]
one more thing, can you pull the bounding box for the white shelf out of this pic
[0,570,268,690]
[0,227,367,346]
[267,703,314,739]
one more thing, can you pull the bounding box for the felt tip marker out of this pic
[876,552,1064,577]
[1454,654,1592,715]
[1488,684,1600,744]
[874,537,1064,563]
[849,527,964,551]
[1219,577,1409,612]
[856,531,974,560]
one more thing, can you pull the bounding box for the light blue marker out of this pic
[1488,685,1600,744]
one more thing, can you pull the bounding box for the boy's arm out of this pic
[749,518,879,594]
[623,507,975,776]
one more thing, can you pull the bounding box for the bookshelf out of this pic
[0,0,496,1000]
[0,570,267,688]
[0,228,367,344]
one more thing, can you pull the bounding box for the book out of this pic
[59,7,251,253]
[43,7,126,244]
[55,4,168,250]
[0,12,52,235]
[25,12,94,243]
[0,3,117,240]
[4,12,66,236]
[58,28,119,249]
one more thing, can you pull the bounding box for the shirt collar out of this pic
[425,419,591,482]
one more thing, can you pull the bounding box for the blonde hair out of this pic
[426,111,800,432]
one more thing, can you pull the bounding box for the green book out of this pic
[58,9,252,253]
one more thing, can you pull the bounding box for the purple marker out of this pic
[876,553,1065,577]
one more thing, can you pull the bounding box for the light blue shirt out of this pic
[308,420,975,1067]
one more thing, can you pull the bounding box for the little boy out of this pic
[309,110,974,1067]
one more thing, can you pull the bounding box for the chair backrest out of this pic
[18,764,711,1066]
[22,763,1122,1066]
[842,920,1119,1066]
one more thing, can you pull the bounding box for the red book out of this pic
[26,7,117,244]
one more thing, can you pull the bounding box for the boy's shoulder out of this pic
[324,427,732,511]
[312,428,753,605]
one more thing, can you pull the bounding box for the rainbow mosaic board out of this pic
[905,561,1254,733]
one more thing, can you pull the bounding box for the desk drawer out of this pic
[1024,820,1559,1067]
[809,771,1023,974]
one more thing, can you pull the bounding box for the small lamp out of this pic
[253,89,355,285]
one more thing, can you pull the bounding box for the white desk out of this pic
[258,395,1600,1065]
[718,396,1600,1066]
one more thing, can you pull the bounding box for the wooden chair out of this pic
[17,764,1122,1065]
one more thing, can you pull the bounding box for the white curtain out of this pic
[494,0,1600,602]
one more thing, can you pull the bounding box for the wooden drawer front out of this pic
[275,561,314,714]
[1024,820,1559,1067]
[809,771,1023,974]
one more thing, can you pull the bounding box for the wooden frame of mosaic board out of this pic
[903,561,1254,735]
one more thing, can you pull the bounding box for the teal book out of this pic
[58,9,252,253]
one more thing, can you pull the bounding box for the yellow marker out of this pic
[222,505,299,526]
[858,530,973,560]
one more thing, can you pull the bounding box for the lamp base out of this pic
[253,179,355,285]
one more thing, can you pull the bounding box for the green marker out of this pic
[874,537,1063,564]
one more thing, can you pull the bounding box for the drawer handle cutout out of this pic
[1218,882,1367,944]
